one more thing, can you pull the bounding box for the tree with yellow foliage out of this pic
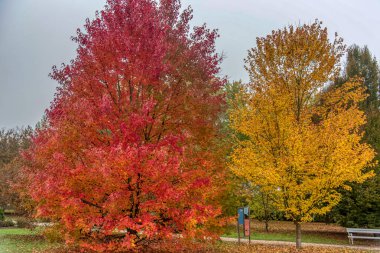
[229,21,375,249]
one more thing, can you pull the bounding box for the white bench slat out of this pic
[346,228,380,245]
[346,228,380,233]
[348,232,380,234]
[348,236,380,240]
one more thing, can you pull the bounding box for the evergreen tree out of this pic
[332,45,380,228]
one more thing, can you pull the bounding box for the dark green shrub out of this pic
[0,208,4,221]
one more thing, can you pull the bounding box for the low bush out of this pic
[0,220,15,227]
[42,225,65,243]
[0,208,4,221]
[4,209,16,215]
[15,217,34,228]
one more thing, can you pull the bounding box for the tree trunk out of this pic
[295,221,302,249]
[265,220,269,232]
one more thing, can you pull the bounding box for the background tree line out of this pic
[1,44,379,229]
[0,127,32,214]
[331,45,380,228]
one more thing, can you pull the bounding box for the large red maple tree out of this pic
[22,0,225,251]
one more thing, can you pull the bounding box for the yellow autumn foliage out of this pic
[229,21,375,223]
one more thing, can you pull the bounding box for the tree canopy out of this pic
[229,21,375,248]
[22,0,225,251]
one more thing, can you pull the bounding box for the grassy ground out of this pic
[0,221,378,252]
[210,242,373,253]
[0,228,62,253]
[249,220,346,233]
[222,231,347,244]
[222,220,380,246]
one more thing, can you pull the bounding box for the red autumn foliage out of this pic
[22,0,225,251]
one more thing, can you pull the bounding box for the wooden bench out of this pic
[346,228,380,244]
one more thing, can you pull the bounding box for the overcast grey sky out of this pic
[1,0,379,129]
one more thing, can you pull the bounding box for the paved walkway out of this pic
[220,237,380,252]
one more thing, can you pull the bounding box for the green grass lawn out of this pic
[220,221,354,245]
[0,224,359,253]
[222,231,348,245]
[0,228,62,253]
